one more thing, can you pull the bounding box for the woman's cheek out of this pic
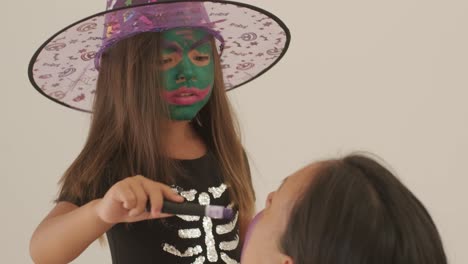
[241,211,264,259]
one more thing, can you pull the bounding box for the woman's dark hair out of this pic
[280,154,447,264]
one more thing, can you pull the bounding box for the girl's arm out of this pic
[30,176,184,264]
[29,199,112,264]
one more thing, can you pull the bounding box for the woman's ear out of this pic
[280,254,294,264]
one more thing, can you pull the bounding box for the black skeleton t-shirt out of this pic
[104,151,241,264]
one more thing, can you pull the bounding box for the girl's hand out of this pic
[95,175,184,224]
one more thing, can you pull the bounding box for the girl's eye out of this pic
[194,55,209,61]
[161,58,172,64]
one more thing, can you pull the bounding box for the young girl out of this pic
[27,1,290,263]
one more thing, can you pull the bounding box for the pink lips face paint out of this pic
[163,85,212,106]
[241,210,264,260]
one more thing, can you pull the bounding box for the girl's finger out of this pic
[156,212,175,219]
[143,184,164,218]
[116,183,137,210]
[160,184,185,202]
[126,211,152,222]
[128,180,148,217]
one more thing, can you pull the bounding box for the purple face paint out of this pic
[241,210,264,260]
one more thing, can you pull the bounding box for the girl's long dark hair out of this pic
[57,32,255,240]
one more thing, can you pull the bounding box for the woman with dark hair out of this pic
[241,154,447,264]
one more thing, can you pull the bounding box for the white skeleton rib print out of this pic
[162,183,240,264]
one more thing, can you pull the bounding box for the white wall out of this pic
[2,0,467,263]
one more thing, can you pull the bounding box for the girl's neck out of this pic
[166,120,194,142]
[165,120,207,159]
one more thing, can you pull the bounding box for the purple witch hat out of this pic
[28,0,291,112]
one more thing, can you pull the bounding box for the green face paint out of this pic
[160,28,215,121]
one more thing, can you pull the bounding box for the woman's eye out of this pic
[265,192,275,208]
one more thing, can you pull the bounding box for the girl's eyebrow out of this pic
[161,41,182,54]
[190,35,212,50]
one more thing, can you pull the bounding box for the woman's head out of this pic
[242,154,447,264]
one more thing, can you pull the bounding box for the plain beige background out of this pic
[2,0,467,263]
